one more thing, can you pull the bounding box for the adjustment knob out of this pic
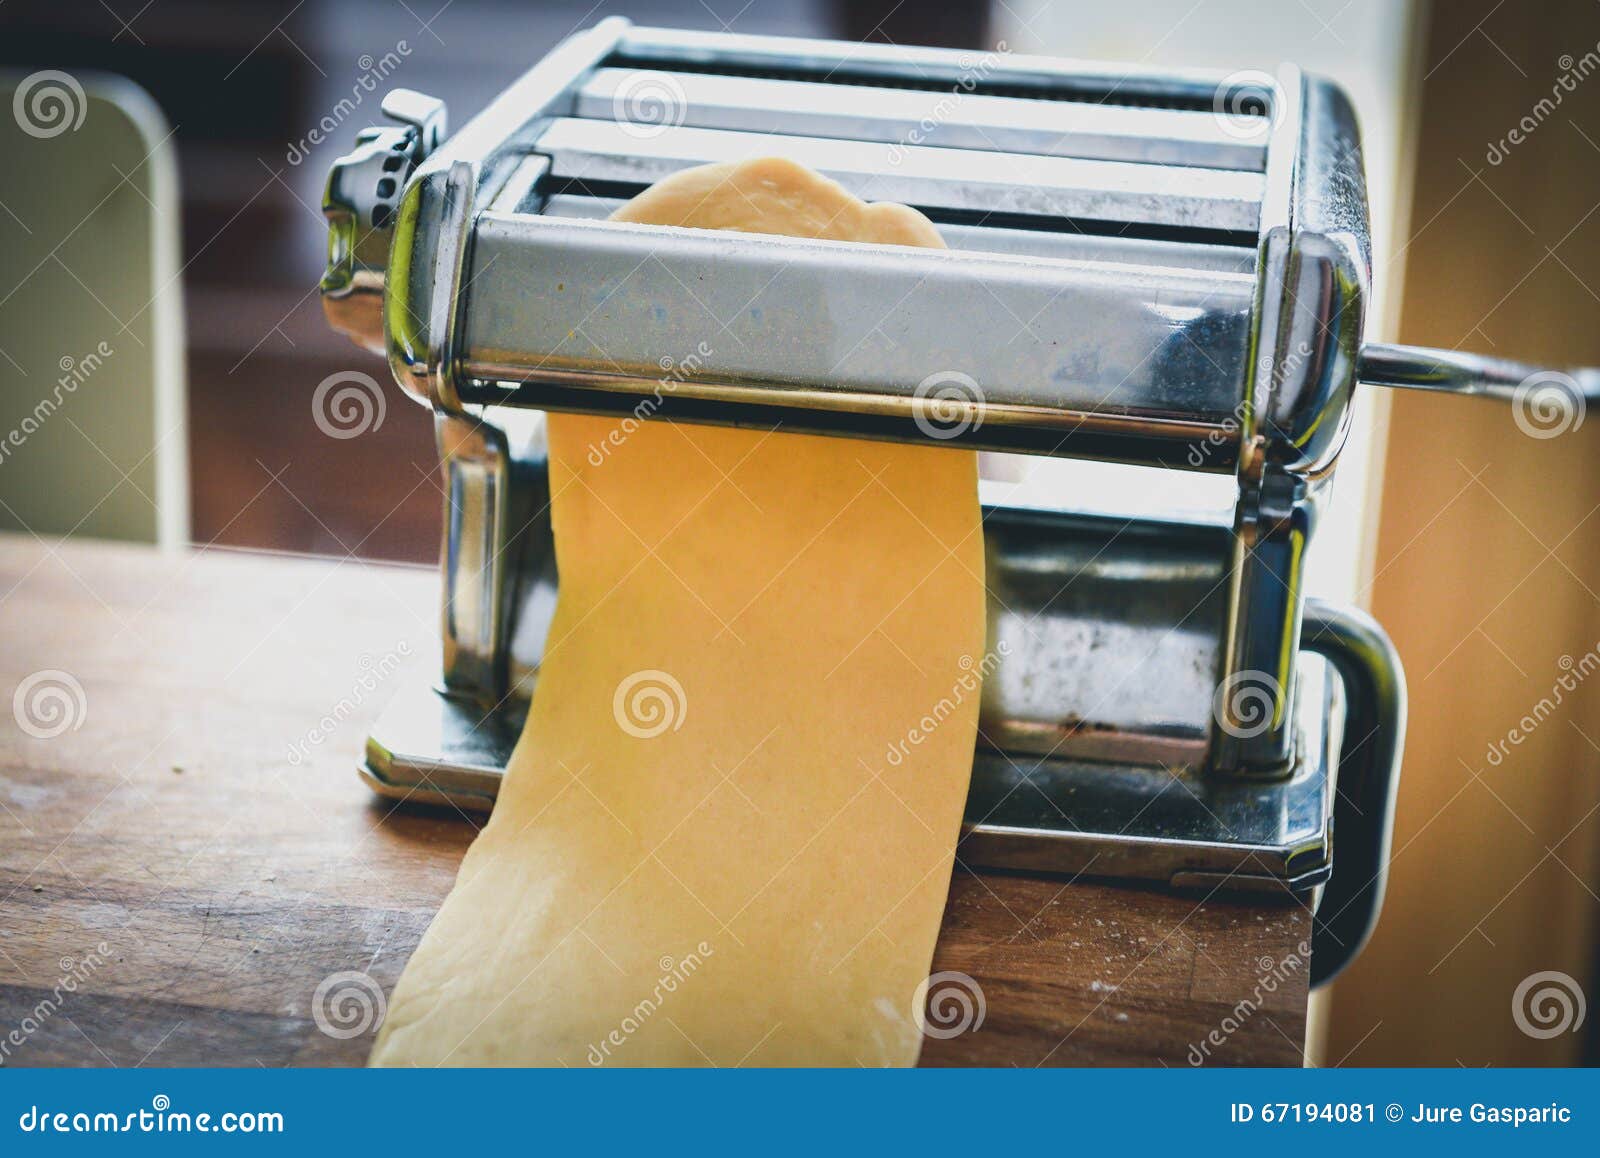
[320,89,447,354]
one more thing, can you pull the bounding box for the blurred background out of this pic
[1,0,1596,1066]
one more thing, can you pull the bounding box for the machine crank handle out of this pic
[1359,342,1600,409]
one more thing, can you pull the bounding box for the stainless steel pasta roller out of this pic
[318,18,1600,984]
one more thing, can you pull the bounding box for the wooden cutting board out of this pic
[0,535,1307,1067]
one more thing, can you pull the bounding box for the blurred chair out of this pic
[0,71,186,546]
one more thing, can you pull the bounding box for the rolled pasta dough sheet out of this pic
[371,158,985,1067]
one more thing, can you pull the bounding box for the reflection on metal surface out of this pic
[459,212,1255,464]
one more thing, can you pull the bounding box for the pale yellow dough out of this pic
[370,158,985,1067]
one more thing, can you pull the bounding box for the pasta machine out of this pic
[318,18,1599,984]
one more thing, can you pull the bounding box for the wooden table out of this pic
[0,535,1307,1067]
